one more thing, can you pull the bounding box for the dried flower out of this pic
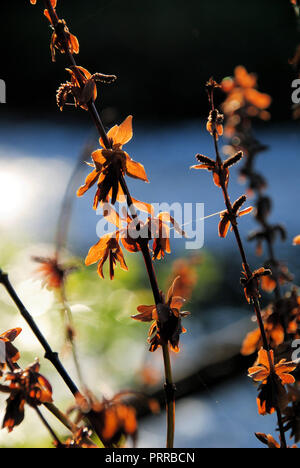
[43,8,79,62]
[191,153,230,189]
[71,392,138,447]
[248,349,296,385]
[206,109,224,140]
[62,427,98,449]
[2,360,53,432]
[248,349,296,416]
[218,196,253,238]
[57,67,117,111]
[240,265,271,303]
[132,277,190,353]
[32,256,76,290]
[77,116,148,207]
[85,232,128,280]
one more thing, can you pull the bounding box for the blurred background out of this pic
[0,0,299,448]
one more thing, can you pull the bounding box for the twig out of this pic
[38,0,176,448]
[206,86,287,449]
[0,269,78,395]
[0,269,102,442]
[35,407,63,448]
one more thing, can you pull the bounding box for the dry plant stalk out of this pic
[191,78,299,448]
[0,0,192,448]
[220,65,300,448]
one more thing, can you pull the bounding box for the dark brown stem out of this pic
[120,178,175,448]
[0,270,104,443]
[35,407,63,448]
[0,270,79,396]
[59,285,85,389]
[210,119,287,448]
[40,0,175,448]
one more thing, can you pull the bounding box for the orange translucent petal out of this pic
[92,149,105,165]
[190,164,213,171]
[77,169,99,197]
[104,125,119,147]
[218,217,230,238]
[238,206,253,217]
[0,328,22,343]
[44,9,52,23]
[85,235,112,266]
[170,296,185,310]
[248,366,269,382]
[114,116,133,146]
[133,305,156,322]
[278,373,296,385]
[125,156,149,182]
[257,348,273,368]
[166,276,180,303]
[70,34,80,55]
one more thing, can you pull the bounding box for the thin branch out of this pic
[0,269,102,443]
[39,0,176,448]
[207,87,287,449]
[35,407,63,448]
[0,270,78,395]
[44,402,77,433]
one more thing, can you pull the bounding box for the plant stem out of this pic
[208,91,287,448]
[44,402,77,433]
[39,0,176,448]
[59,286,85,389]
[0,269,104,442]
[0,270,78,395]
[162,344,175,448]
[35,407,63,448]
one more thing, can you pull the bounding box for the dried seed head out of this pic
[56,82,73,111]
[195,154,215,166]
[223,151,243,169]
[91,73,117,84]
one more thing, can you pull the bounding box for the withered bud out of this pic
[56,82,73,111]
[208,109,224,125]
[206,77,221,91]
[232,195,247,214]
[92,73,117,84]
[223,151,243,169]
[195,154,215,166]
[253,268,272,279]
